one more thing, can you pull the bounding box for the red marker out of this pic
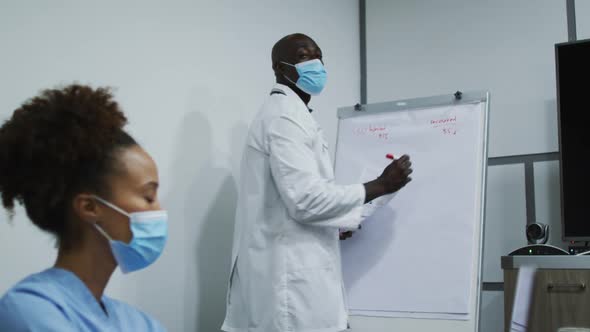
[386,153,395,160]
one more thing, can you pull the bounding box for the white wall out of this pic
[0,1,360,331]
[366,0,566,157]
[364,1,568,331]
[576,0,590,40]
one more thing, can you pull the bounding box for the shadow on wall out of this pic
[171,110,247,332]
[133,111,219,331]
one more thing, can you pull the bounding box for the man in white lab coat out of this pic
[222,33,413,332]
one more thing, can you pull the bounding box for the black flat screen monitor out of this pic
[556,38,590,241]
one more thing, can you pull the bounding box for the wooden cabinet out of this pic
[503,256,590,332]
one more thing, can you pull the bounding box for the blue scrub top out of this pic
[0,268,165,331]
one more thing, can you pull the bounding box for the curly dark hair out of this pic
[0,84,137,248]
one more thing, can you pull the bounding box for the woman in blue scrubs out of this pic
[0,84,167,331]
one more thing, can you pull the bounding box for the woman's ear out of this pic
[72,193,100,225]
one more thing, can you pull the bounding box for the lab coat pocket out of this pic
[286,265,342,330]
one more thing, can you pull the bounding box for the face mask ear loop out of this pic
[93,196,130,217]
[280,61,296,67]
[283,74,297,86]
[92,195,130,242]
[280,61,299,87]
[94,223,114,241]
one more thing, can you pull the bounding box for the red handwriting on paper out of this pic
[430,116,457,127]
[353,124,390,140]
[431,116,458,136]
[368,125,386,132]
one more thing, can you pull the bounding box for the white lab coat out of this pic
[222,84,365,332]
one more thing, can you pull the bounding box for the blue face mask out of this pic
[282,59,327,96]
[93,196,168,274]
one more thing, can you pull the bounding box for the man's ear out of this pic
[72,193,100,225]
[273,61,283,75]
